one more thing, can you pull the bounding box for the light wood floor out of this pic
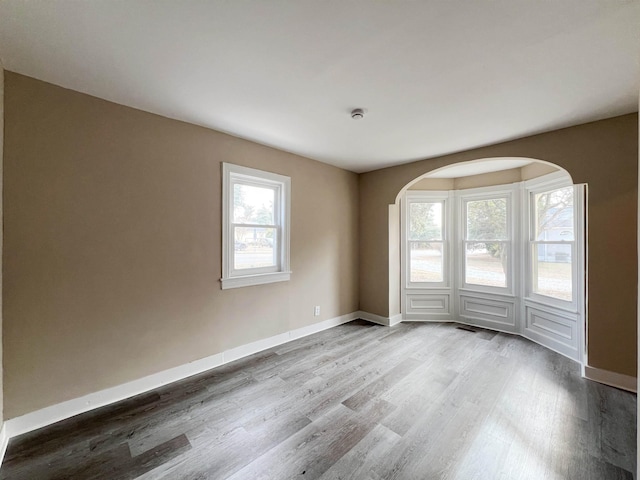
[1,320,636,479]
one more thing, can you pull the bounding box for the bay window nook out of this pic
[399,161,585,364]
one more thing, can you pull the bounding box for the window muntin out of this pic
[530,186,574,302]
[222,164,290,289]
[407,199,446,284]
[463,196,510,289]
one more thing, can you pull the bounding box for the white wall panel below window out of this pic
[523,304,579,361]
[459,293,517,332]
[405,293,452,320]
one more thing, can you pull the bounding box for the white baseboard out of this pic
[10,311,632,466]
[4,311,360,441]
[0,424,8,464]
[358,310,403,326]
[583,366,637,393]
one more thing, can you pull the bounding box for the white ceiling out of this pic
[0,1,638,173]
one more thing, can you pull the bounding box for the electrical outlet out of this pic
[314,306,320,316]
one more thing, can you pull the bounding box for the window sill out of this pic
[220,271,292,290]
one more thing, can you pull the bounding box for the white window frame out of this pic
[459,187,515,295]
[221,163,291,289]
[403,191,450,288]
[524,174,581,311]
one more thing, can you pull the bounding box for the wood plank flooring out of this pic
[1,320,636,479]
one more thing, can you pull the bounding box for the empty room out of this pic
[0,1,638,479]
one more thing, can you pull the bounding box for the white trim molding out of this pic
[358,310,402,326]
[3,312,360,441]
[221,163,291,290]
[0,424,8,467]
[583,366,637,393]
[220,271,292,290]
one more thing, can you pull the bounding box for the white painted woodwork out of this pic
[401,173,585,363]
[459,293,517,331]
[221,163,291,289]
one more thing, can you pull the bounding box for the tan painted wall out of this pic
[3,73,360,419]
[360,114,639,377]
[521,161,559,181]
[0,66,4,424]
[454,168,521,190]
[637,94,639,478]
[409,178,455,190]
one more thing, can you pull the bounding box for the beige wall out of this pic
[0,66,4,425]
[360,114,639,377]
[454,168,522,190]
[3,73,360,419]
[521,161,559,181]
[409,178,455,190]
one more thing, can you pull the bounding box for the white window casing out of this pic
[403,191,451,289]
[221,163,291,289]
[524,175,583,312]
[458,187,516,296]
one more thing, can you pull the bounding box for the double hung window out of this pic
[406,197,447,285]
[221,163,290,289]
[529,186,574,303]
[463,195,510,290]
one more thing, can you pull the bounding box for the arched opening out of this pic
[389,157,586,364]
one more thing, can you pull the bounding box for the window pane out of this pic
[465,242,508,288]
[234,227,276,269]
[409,202,442,241]
[233,184,275,224]
[410,242,443,282]
[533,243,572,301]
[466,198,507,240]
[534,187,573,241]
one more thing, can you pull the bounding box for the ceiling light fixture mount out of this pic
[351,108,365,120]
